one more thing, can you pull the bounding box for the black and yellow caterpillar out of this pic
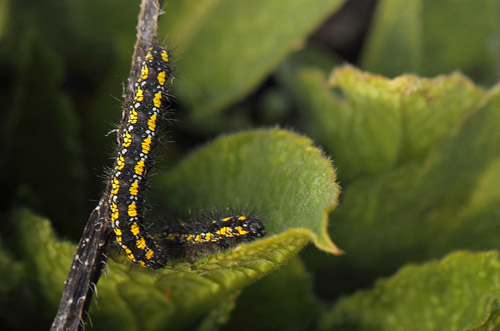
[108,45,171,269]
[161,214,266,260]
[108,45,265,268]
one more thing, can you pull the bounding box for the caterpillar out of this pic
[160,214,266,260]
[108,45,172,269]
[108,45,266,268]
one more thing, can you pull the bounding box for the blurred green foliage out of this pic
[1,0,500,330]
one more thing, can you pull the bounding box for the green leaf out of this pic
[361,0,500,84]
[93,233,314,330]
[11,128,339,330]
[278,64,500,296]
[359,0,423,77]
[0,0,8,37]
[437,158,500,253]
[318,81,500,285]
[160,0,346,126]
[278,64,485,181]
[198,292,241,331]
[319,251,500,331]
[0,239,42,329]
[222,257,323,331]
[466,296,500,331]
[156,128,340,254]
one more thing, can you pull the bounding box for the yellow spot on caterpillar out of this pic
[148,114,157,132]
[124,247,132,255]
[145,51,153,61]
[146,249,155,260]
[135,160,145,176]
[205,232,213,241]
[235,226,249,236]
[217,227,232,236]
[179,234,186,241]
[161,51,169,63]
[167,233,175,240]
[116,236,122,243]
[114,228,122,236]
[131,223,140,236]
[110,203,119,222]
[238,216,247,221]
[157,71,166,85]
[123,131,132,147]
[129,108,138,124]
[153,92,162,108]
[111,178,120,195]
[128,203,138,217]
[136,237,146,250]
[222,217,232,222]
[135,87,144,102]
[140,65,149,80]
[139,261,146,267]
[117,155,125,170]
[130,181,139,196]
[187,234,193,242]
[142,137,152,154]
[195,234,202,242]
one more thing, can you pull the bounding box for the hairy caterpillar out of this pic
[160,214,266,260]
[108,45,171,269]
[108,45,266,268]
